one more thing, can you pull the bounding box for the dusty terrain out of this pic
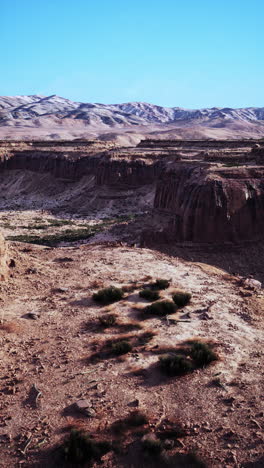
[0,242,263,467]
[0,139,263,467]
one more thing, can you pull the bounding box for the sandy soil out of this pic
[0,242,263,467]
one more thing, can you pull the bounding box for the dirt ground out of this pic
[0,241,263,467]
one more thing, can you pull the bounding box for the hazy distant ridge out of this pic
[0,95,264,143]
[1,94,264,126]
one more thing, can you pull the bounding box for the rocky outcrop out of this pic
[0,145,164,186]
[138,139,258,149]
[144,164,264,243]
[251,145,264,164]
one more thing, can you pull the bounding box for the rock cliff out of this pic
[1,140,264,244]
[144,163,264,243]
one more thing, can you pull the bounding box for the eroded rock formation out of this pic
[1,139,264,244]
[144,163,264,243]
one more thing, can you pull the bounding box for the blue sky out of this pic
[1,0,263,108]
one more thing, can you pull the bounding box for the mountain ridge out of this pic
[0,95,264,143]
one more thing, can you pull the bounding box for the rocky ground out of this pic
[0,241,263,467]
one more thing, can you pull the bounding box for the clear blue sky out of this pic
[1,0,263,108]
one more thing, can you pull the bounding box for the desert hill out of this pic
[0,95,264,144]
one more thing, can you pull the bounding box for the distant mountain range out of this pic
[0,95,263,144]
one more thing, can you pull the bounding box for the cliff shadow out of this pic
[152,241,264,284]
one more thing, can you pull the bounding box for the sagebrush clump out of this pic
[151,279,170,290]
[159,354,193,376]
[143,300,177,316]
[139,289,160,301]
[159,341,218,377]
[93,286,124,305]
[111,340,132,355]
[98,314,117,327]
[190,341,217,367]
[172,290,192,307]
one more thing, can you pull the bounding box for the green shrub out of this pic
[159,354,193,376]
[143,300,177,316]
[111,340,132,355]
[151,279,170,290]
[62,429,111,464]
[99,314,117,327]
[93,286,124,305]
[139,289,160,301]
[172,290,192,307]
[190,342,217,367]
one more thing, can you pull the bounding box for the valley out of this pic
[0,138,263,467]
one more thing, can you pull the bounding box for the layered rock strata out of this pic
[144,163,264,243]
[1,140,264,244]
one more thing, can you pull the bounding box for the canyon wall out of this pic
[1,140,264,244]
[0,148,163,187]
[144,164,264,244]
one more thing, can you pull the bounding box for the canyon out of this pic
[0,138,263,468]
[0,138,264,245]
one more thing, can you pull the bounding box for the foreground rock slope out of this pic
[0,243,263,467]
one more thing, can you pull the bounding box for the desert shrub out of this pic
[190,342,217,367]
[62,429,111,465]
[111,340,132,355]
[126,410,148,427]
[143,300,177,316]
[172,290,192,307]
[151,279,170,290]
[142,435,162,454]
[139,289,160,301]
[159,354,193,376]
[93,286,124,305]
[99,314,117,327]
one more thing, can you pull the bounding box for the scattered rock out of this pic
[244,278,262,290]
[26,313,39,320]
[74,399,96,417]
[25,268,37,274]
